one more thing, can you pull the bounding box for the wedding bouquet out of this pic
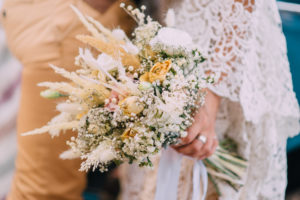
[23,4,247,194]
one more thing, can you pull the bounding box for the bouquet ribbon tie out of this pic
[155,147,208,200]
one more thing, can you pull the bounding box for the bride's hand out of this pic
[173,89,221,160]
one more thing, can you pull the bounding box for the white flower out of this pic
[141,5,146,10]
[120,3,125,8]
[180,131,188,138]
[127,5,133,11]
[112,28,127,41]
[147,146,155,153]
[150,27,193,55]
[97,53,119,72]
[128,66,134,71]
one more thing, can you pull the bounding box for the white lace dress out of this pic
[119,0,300,199]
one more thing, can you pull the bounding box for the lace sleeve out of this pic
[173,0,254,100]
[172,0,299,132]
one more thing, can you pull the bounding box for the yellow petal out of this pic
[121,128,138,140]
[148,60,172,82]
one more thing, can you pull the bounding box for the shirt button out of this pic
[2,9,6,18]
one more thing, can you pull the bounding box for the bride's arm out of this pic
[173,0,255,159]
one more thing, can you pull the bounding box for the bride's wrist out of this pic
[202,88,221,121]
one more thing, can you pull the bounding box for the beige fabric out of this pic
[119,156,218,200]
[0,0,135,199]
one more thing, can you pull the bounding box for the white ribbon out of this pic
[192,160,208,200]
[155,147,208,200]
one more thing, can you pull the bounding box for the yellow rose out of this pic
[121,128,138,140]
[118,96,144,115]
[144,60,172,83]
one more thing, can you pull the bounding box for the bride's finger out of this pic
[203,138,218,159]
[179,121,202,146]
[197,136,213,160]
[211,139,218,154]
[178,130,197,146]
[173,138,203,156]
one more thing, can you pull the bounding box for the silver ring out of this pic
[197,135,207,144]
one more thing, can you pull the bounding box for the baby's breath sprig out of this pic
[120,3,147,25]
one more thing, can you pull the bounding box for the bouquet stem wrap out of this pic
[155,148,207,200]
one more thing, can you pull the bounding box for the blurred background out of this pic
[0,0,21,199]
[0,0,299,200]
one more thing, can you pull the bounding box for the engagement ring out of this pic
[197,135,207,144]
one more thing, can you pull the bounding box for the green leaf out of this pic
[208,173,221,196]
